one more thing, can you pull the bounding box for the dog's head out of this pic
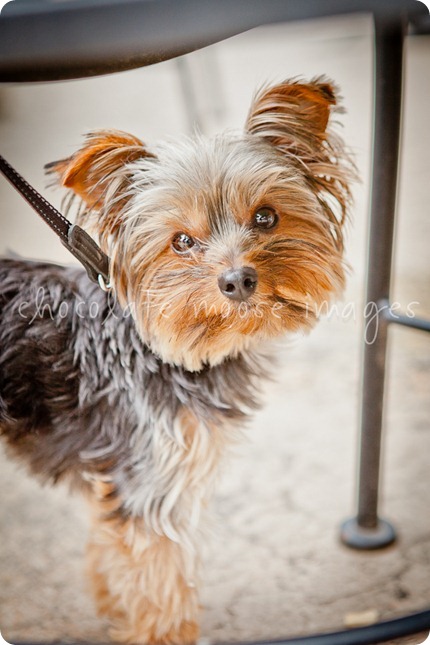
[48,78,353,371]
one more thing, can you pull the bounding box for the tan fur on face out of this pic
[110,138,347,370]
[49,77,354,371]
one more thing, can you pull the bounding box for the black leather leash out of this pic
[0,154,111,290]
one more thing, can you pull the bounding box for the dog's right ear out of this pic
[46,130,156,213]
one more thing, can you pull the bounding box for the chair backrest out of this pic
[0,0,425,82]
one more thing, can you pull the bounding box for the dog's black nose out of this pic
[218,267,258,302]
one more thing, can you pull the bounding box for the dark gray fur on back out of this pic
[0,259,263,512]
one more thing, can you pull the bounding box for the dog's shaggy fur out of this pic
[0,78,352,643]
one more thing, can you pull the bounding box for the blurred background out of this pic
[1,11,430,644]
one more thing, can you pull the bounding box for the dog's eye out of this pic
[172,232,196,254]
[253,207,278,230]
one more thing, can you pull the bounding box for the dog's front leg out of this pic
[87,481,200,645]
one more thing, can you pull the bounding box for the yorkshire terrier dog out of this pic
[0,79,352,644]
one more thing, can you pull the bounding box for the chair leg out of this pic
[341,14,406,550]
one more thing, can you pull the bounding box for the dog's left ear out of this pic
[246,78,353,251]
[245,78,338,160]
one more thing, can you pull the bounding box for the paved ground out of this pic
[1,11,430,645]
